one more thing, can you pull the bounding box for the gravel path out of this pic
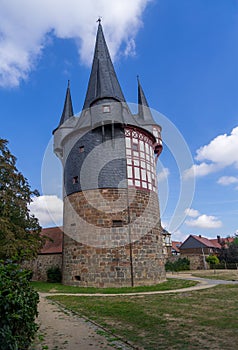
[32,296,133,350]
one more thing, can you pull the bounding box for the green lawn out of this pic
[191,269,238,281]
[31,278,197,294]
[49,284,238,350]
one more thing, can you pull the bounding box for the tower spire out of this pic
[83,21,125,109]
[137,76,154,123]
[59,80,74,126]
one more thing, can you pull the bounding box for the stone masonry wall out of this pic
[62,188,166,287]
[180,254,209,270]
[22,254,62,281]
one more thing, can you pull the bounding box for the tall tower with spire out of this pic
[53,22,165,287]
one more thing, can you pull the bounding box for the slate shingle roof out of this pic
[83,22,125,109]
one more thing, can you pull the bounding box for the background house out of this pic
[23,227,63,281]
[179,234,233,269]
[171,241,182,256]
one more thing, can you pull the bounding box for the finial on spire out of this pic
[97,16,102,24]
[67,79,70,88]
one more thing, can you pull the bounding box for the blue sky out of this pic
[1,0,237,241]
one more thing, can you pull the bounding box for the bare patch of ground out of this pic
[31,295,132,350]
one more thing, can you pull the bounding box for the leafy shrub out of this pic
[165,258,190,272]
[206,255,219,267]
[47,266,62,283]
[0,261,39,349]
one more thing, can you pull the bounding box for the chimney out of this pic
[217,235,221,244]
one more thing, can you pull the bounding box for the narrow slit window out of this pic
[73,176,78,184]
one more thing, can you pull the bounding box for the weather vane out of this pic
[97,16,102,23]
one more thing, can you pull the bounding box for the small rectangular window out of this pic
[79,146,84,153]
[139,140,145,152]
[132,137,138,144]
[140,152,145,160]
[133,151,139,157]
[73,176,78,184]
[134,167,140,179]
[125,137,131,148]
[127,166,132,178]
[142,181,147,188]
[103,105,111,113]
[145,143,149,154]
[132,143,138,151]
[141,169,146,181]
[112,220,123,227]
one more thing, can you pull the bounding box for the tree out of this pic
[218,236,238,264]
[0,139,44,262]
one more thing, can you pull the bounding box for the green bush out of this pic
[206,255,219,267]
[46,266,62,283]
[0,261,39,349]
[165,258,190,272]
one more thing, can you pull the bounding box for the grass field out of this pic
[31,278,197,294]
[191,269,238,281]
[49,284,238,350]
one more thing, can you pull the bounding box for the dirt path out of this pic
[32,295,132,350]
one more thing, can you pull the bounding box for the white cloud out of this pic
[217,176,238,186]
[0,0,151,87]
[185,214,222,229]
[195,126,238,167]
[171,229,187,242]
[183,163,220,179]
[184,208,200,218]
[157,167,170,183]
[29,195,63,227]
[184,126,238,179]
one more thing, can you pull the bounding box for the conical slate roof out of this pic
[137,76,155,123]
[59,80,74,126]
[83,21,126,109]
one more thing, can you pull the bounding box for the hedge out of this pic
[0,262,39,349]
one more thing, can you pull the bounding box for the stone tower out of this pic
[53,21,166,287]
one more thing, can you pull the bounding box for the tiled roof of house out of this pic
[40,227,63,254]
[171,241,182,253]
[180,234,234,250]
[210,236,234,248]
[191,235,221,248]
